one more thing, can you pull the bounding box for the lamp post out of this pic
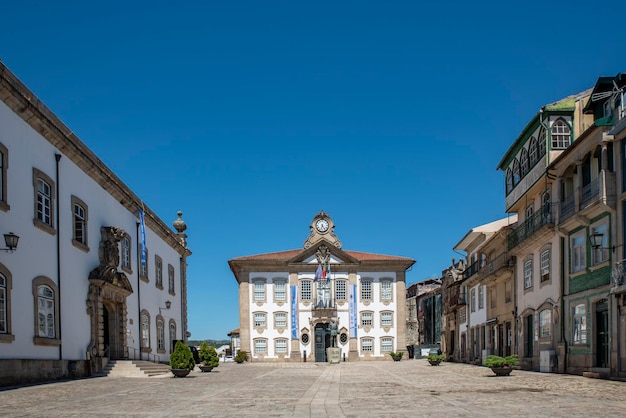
[159,300,171,315]
[1,232,19,253]
[589,231,615,252]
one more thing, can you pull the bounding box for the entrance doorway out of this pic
[596,299,609,368]
[314,323,330,362]
[103,301,125,359]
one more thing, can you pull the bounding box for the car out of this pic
[223,355,234,363]
[189,346,200,364]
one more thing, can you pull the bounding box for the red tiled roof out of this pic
[230,249,413,262]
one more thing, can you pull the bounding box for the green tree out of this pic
[199,342,220,368]
[169,341,195,370]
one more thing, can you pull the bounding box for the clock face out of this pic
[315,219,329,233]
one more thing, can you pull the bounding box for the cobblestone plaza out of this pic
[1,360,624,417]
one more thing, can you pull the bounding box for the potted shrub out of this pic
[389,352,403,362]
[485,354,519,376]
[234,350,248,364]
[198,342,219,372]
[426,353,446,366]
[169,340,195,377]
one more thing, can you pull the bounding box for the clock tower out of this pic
[303,211,342,249]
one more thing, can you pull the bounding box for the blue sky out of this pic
[2,1,625,340]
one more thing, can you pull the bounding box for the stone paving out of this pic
[1,359,625,417]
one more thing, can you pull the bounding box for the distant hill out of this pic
[188,339,230,347]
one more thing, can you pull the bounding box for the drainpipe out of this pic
[55,153,62,360]
[136,221,142,361]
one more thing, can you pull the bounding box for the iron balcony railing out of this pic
[560,194,575,222]
[507,204,555,250]
[581,178,600,208]
[479,252,515,278]
[462,260,480,280]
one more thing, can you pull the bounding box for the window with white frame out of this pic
[524,258,533,289]
[34,168,55,231]
[335,280,346,301]
[37,285,55,338]
[253,280,265,302]
[573,304,587,344]
[361,311,373,327]
[381,311,393,327]
[121,234,131,271]
[361,279,372,301]
[540,249,550,282]
[538,128,546,156]
[470,288,476,312]
[361,338,373,353]
[72,196,88,247]
[551,119,571,149]
[254,339,266,354]
[591,223,609,266]
[168,264,175,294]
[539,309,551,337]
[478,286,484,309]
[0,273,6,334]
[155,255,163,288]
[381,337,393,352]
[0,143,7,209]
[571,232,586,273]
[381,280,392,301]
[274,312,287,328]
[156,317,165,352]
[253,312,266,328]
[520,148,529,176]
[141,312,150,349]
[300,280,311,301]
[275,339,287,354]
[512,159,521,185]
[274,280,286,302]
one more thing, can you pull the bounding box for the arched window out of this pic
[520,148,529,177]
[0,264,13,341]
[156,316,165,353]
[169,320,177,352]
[538,128,546,157]
[38,285,55,338]
[512,159,521,186]
[506,169,513,194]
[141,311,151,351]
[551,119,571,149]
[529,137,538,166]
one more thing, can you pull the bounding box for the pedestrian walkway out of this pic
[1,360,624,417]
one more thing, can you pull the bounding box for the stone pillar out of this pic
[238,273,251,354]
[396,271,408,354]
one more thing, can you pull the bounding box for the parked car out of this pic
[224,355,234,363]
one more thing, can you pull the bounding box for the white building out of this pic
[0,62,191,386]
[228,211,415,362]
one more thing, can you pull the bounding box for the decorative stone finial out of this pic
[173,211,187,233]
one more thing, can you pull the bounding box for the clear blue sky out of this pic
[2,1,625,340]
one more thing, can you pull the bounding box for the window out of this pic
[168,264,175,295]
[512,159,521,185]
[540,249,550,282]
[253,280,265,302]
[551,119,571,149]
[381,312,393,327]
[381,337,393,353]
[505,282,512,303]
[361,311,373,327]
[141,311,150,350]
[301,280,311,301]
[573,304,587,345]
[529,137,538,166]
[380,280,392,301]
[0,265,13,341]
[506,169,513,194]
[335,280,346,301]
[71,196,88,248]
[275,339,288,354]
[32,276,59,344]
[169,320,176,352]
[361,279,372,301]
[253,312,266,328]
[571,232,586,273]
[520,148,529,177]
[539,309,551,337]
[121,234,131,271]
[459,307,466,323]
[274,280,286,302]
[139,248,149,281]
[470,288,476,312]
[33,168,55,233]
[155,256,163,288]
[478,286,484,309]
[591,223,609,266]
[156,317,165,352]
[524,258,533,289]
[254,339,267,354]
[274,312,287,328]
[0,143,7,210]
[538,128,546,156]
[361,338,373,353]
[490,288,496,308]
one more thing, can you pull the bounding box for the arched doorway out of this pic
[314,323,330,362]
[103,301,125,359]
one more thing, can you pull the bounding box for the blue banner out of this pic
[139,209,147,267]
[291,285,298,339]
[349,284,357,338]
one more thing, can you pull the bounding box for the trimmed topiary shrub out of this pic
[170,341,196,371]
[199,342,220,368]
[234,350,248,363]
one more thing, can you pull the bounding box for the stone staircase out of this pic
[103,360,172,378]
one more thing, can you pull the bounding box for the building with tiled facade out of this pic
[228,211,414,362]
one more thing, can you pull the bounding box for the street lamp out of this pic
[589,231,615,252]
[159,300,171,315]
[1,232,19,253]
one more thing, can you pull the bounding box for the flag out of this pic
[314,264,322,282]
[139,208,147,267]
[326,262,331,283]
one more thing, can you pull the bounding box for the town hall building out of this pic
[228,211,415,362]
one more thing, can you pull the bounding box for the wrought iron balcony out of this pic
[507,204,555,250]
[311,297,337,317]
[462,260,480,280]
[478,253,515,279]
[581,178,600,208]
[560,194,575,222]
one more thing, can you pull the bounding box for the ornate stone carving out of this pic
[304,211,342,249]
[88,227,133,294]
